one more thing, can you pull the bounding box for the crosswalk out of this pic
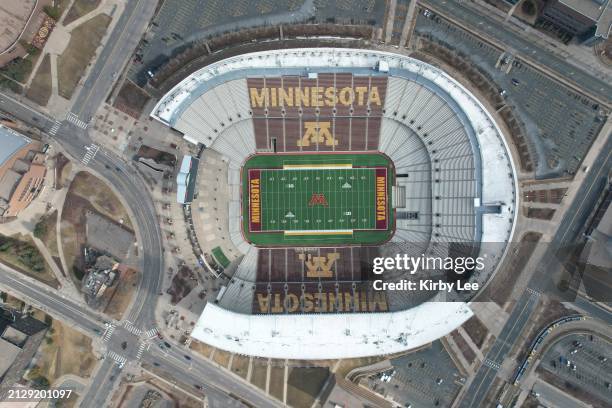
[184,337,192,348]
[526,287,540,297]
[123,320,142,336]
[66,112,88,129]
[483,358,501,370]
[48,121,61,136]
[102,324,116,342]
[144,328,159,339]
[136,341,150,360]
[107,350,127,368]
[82,144,99,166]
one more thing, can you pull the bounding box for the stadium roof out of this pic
[192,302,473,359]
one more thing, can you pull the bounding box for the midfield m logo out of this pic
[308,193,328,207]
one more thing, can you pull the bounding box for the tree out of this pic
[33,219,48,239]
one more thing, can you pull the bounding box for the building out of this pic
[0,307,47,397]
[0,125,47,217]
[176,155,199,204]
[541,0,612,43]
[152,48,518,359]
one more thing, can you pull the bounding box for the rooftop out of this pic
[559,0,611,21]
[192,302,473,359]
[0,125,31,168]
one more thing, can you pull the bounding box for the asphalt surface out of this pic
[70,0,157,122]
[1,31,279,408]
[82,359,122,407]
[420,0,612,103]
[0,263,105,334]
[0,145,280,407]
[459,136,612,407]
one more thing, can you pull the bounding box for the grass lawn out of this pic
[43,0,72,21]
[287,367,330,408]
[189,340,213,359]
[60,171,134,284]
[211,349,231,368]
[0,77,23,93]
[230,354,249,379]
[26,319,96,385]
[34,211,59,258]
[26,53,52,106]
[68,171,133,229]
[103,267,139,320]
[0,44,41,84]
[335,355,386,377]
[0,233,59,288]
[463,316,489,349]
[250,362,268,390]
[58,14,110,99]
[211,246,230,268]
[63,0,102,25]
[268,366,285,401]
[58,219,79,282]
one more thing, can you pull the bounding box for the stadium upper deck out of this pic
[152,48,518,359]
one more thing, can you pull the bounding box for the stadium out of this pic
[152,48,518,359]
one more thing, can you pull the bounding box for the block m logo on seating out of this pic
[299,252,340,278]
[298,121,337,147]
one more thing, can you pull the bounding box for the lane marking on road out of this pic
[66,111,88,129]
[103,324,116,341]
[145,328,159,339]
[107,350,127,368]
[123,320,142,336]
[526,287,540,297]
[74,0,146,116]
[82,144,100,166]
[49,121,61,136]
[483,358,501,370]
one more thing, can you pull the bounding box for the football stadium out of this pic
[152,48,519,359]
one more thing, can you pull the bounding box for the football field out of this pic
[243,153,395,246]
[250,166,387,232]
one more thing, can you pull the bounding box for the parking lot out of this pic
[414,11,606,178]
[538,333,611,405]
[366,341,464,407]
[129,0,386,85]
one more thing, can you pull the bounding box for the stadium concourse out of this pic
[151,48,519,359]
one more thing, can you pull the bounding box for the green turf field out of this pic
[242,153,395,246]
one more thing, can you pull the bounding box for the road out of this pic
[532,379,590,408]
[0,4,279,400]
[70,0,157,122]
[0,157,280,407]
[459,137,611,407]
[420,0,612,104]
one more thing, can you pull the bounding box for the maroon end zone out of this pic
[248,169,261,232]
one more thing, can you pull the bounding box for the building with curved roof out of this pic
[152,48,518,359]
